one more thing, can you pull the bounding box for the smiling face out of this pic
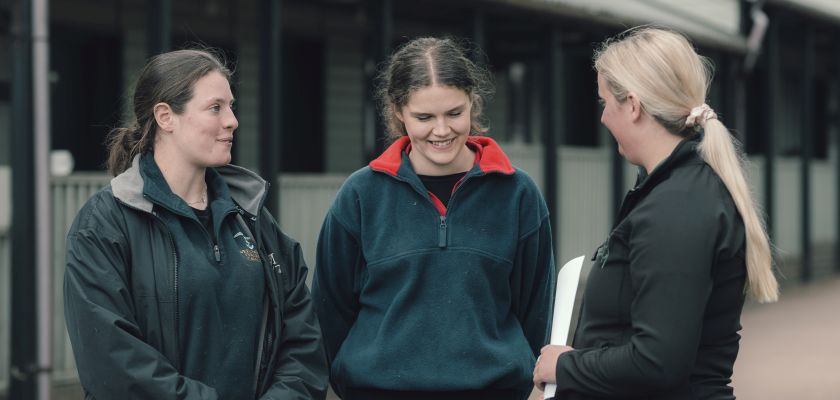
[395,84,475,176]
[165,71,238,169]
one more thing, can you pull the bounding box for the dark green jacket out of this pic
[313,136,556,397]
[64,155,328,399]
[556,136,747,399]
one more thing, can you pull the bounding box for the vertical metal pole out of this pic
[32,0,52,398]
[259,0,281,216]
[147,0,171,56]
[543,26,561,259]
[764,16,778,242]
[611,143,624,226]
[800,25,813,282]
[837,39,840,273]
[9,0,36,396]
[471,10,486,65]
[362,0,392,161]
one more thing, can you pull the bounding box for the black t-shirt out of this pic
[192,205,214,242]
[418,172,467,208]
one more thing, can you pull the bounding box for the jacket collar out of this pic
[111,153,268,217]
[635,133,703,190]
[368,135,515,177]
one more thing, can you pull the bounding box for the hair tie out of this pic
[685,104,717,129]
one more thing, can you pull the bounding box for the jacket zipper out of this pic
[435,173,469,248]
[234,209,271,397]
[150,211,182,369]
[190,211,235,264]
[438,216,447,248]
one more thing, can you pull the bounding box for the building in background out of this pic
[1,0,840,398]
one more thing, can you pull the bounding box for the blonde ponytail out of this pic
[596,26,778,303]
[699,120,778,303]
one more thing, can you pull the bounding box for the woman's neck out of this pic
[153,149,208,209]
[640,124,684,174]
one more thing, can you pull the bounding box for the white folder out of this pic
[544,255,585,399]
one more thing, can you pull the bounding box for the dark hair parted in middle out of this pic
[376,37,494,140]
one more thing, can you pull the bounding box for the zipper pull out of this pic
[438,216,447,248]
[214,245,221,262]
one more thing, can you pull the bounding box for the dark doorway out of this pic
[51,24,122,171]
[281,34,325,172]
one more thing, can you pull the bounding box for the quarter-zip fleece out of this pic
[64,154,328,400]
[312,136,556,398]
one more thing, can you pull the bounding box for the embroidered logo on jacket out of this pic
[234,232,261,262]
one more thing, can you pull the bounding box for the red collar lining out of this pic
[369,136,515,176]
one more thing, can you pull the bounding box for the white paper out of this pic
[544,255,585,399]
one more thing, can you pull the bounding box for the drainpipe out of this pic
[33,0,53,397]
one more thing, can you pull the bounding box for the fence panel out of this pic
[50,173,111,383]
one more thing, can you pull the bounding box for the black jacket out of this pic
[64,156,328,399]
[555,136,747,399]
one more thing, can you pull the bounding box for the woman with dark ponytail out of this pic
[533,27,778,399]
[64,49,328,399]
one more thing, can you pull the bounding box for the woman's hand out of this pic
[533,345,573,390]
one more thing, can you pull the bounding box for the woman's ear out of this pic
[394,106,404,123]
[153,102,175,133]
[627,92,643,122]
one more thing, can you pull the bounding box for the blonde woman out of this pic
[533,27,778,399]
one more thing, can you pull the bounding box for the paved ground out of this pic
[732,274,840,399]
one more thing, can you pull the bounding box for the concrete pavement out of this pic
[732,273,840,399]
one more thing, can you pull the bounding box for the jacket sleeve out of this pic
[259,212,329,400]
[554,190,717,396]
[311,208,363,397]
[511,214,557,358]
[64,200,218,399]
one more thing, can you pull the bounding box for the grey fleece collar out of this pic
[111,154,268,216]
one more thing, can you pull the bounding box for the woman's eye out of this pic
[416,115,431,121]
[448,111,462,117]
[210,105,221,113]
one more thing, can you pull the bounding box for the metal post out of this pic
[543,26,561,256]
[471,11,486,65]
[837,39,840,273]
[32,0,52,398]
[800,25,813,282]
[764,16,778,242]
[146,0,171,56]
[611,142,624,226]
[259,0,281,216]
[9,0,36,396]
[362,0,392,161]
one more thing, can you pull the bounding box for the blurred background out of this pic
[1,0,839,399]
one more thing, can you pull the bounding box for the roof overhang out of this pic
[486,0,749,53]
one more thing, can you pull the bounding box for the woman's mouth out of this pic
[429,138,455,148]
